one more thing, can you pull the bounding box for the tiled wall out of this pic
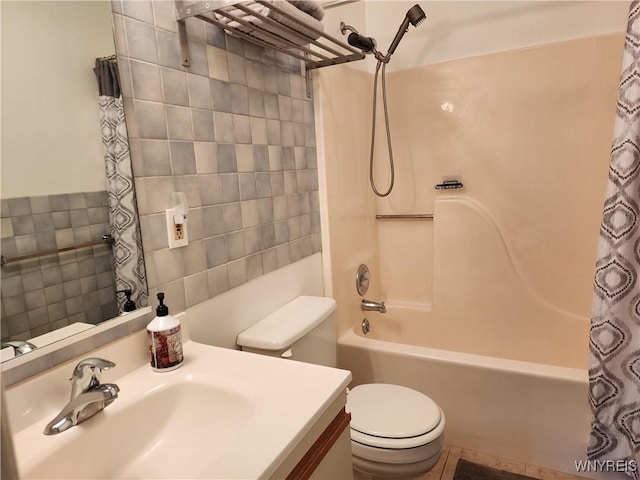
[112,0,321,313]
[0,192,118,343]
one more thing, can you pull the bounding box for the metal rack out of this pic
[175,0,366,96]
[375,214,434,220]
[1,235,113,266]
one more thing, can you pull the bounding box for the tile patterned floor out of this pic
[419,445,591,480]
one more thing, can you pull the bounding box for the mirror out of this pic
[0,1,147,362]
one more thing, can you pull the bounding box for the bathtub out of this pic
[337,317,622,480]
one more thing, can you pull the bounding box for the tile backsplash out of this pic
[113,0,322,312]
[0,192,118,343]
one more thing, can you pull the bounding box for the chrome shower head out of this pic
[387,4,426,56]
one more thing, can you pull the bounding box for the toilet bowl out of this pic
[236,296,445,479]
[347,383,445,479]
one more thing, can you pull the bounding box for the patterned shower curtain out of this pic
[94,57,148,311]
[589,2,640,478]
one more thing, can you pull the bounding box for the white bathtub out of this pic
[337,324,626,480]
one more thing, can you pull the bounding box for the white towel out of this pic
[215,0,324,48]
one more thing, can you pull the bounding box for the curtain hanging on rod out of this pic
[93,56,148,312]
[589,2,640,478]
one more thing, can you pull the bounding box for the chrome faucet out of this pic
[361,299,386,313]
[1,340,36,356]
[44,358,120,435]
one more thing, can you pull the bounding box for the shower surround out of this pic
[316,29,625,478]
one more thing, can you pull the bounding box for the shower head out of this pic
[387,4,426,56]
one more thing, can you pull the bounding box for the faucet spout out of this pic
[361,299,386,313]
[44,384,119,435]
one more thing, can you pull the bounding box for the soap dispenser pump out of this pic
[146,293,183,372]
[116,289,136,313]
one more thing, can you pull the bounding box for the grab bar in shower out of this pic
[1,235,113,266]
[375,214,434,220]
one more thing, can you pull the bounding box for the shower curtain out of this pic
[94,57,148,311]
[589,2,640,478]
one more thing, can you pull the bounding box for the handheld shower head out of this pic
[387,4,426,56]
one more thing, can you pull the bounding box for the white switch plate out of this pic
[166,208,188,249]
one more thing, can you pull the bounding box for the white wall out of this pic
[323,1,630,72]
[1,1,115,199]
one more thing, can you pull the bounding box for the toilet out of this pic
[237,296,445,479]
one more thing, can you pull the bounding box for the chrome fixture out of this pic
[1,340,36,356]
[361,299,387,314]
[356,264,371,296]
[362,319,371,334]
[375,214,434,220]
[44,358,119,435]
[340,4,427,197]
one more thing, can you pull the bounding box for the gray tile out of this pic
[262,248,278,274]
[185,272,209,308]
[161,68,189,106]
[266,119,282,145]
[276,244,291,268]
[228,53,247,85]
[239,173,257,201]
[246,61,264,90]
[36,231,57,250]
[130,60,163,102]
[1,276,23,296]
[271,172,285,196]
[252,146,268,171]
[70,210,89,227]
[192,109,215,142]
[1,199,10,218]
[166,106,193,141]
[268,146,283,171]
[181,240,207,276]
[139,213,169,251]
[246,253,263,281]
[68,193,87,210]
[186,41,210,78]
[312,232,322,253]
[284,171,298,194]
[211,79,232,113]
[8,198,31,216]
[230,84,250,115]
[153,248,184,284]
[233,115,252,144]
[194,142,218,174]
[15,234,37,255]
[213,112,235,143]
[244,227,261,255]
[125,17,158,63]
[207,46,229,82]
[263,65,279,94]
[208,265,229,296]
[202,205,225,237]
[264,92,280,119]
[200,175,222,206]
[290,239,303,263]
[135,100,167,139]
[222,203,242,233]
[298,193,310,215]
[288,216,301,240]
[220,174,240,203]
[170,142,196,175]
[217,143,237,173]
[274,219,289,245]
[174,176,202,208]
[205,235,228,268]
[292,98,305,123]
[50,195,69,212]
[80,276,98,295]
[273,195,288,221]
[250,117,268,145]
[227,258,247,289]
[226,231,245,261]
[255,172,272,198]
[240,200,259,228]
[28,306,49,328]
[236,145,254,172]
[294,123,306,146]
[186,208,204,241]
[12,216,34,236]
[3,295,26,317]
[248,89,265,117]
[65,296,84,316]
[287,194,301,217]
[30,196,51,214]
[257,198,274,225]
[278,95,292,122]
[152,0,179,32]
[205,24,226,49]
[188,73,212,109]
[142,140,172,176]
[260,223,275,250]
[282,121,294,146]
[282,147,295,170]
[157,30,183,70]
[225,35,244,56]
[122,0,154,23]
[277,71,292,96]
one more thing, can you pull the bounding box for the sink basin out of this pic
[23,377,256,479]
[12,342,351,479]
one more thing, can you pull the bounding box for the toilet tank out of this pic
[236,296,337,368]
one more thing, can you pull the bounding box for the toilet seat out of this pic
[347,383,443,448]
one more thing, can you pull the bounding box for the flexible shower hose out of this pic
[369,60,395,197]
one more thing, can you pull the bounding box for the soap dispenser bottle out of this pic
[147,293,183,372]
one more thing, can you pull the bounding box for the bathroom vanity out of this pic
[5,332,353,479]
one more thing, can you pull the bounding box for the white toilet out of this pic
[237,296,445,479]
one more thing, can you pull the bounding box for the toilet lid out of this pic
[347,384,441,439]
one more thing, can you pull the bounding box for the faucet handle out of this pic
[70,358,116,399]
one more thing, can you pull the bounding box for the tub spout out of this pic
[361,299,386,313]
